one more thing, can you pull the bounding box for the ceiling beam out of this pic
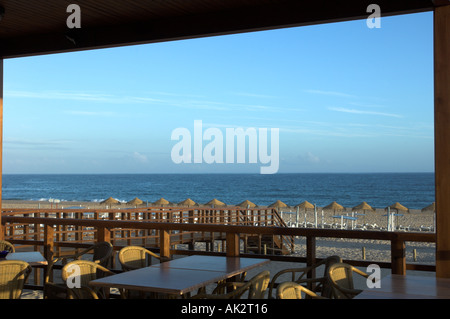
[0,0,434,59]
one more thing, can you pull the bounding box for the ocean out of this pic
[2,173,435,210]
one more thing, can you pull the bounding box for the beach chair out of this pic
[118,246,170,271]
[267,255,342,299]
[0,260,32,299]
[276,281,325,299]
[0,240,15,253]
[327,263,374,299]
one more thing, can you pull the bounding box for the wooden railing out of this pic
[1,209,436,276]
[1,206,295,255]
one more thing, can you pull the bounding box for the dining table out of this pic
[1,251,48,267]
[90,255,270,297]
[355,274,450,299]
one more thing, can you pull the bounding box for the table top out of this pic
[152,255,269,276]
[90,255,270,295]
[1,251,48,267]
[355,274,450,299]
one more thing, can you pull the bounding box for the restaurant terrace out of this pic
[0,0,449,300]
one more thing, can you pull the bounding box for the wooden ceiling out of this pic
[0,0,443,59]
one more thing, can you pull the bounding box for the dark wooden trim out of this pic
[226,232,240,257]
[434,4,450,278]
[0,59,3,240]
[160,229,171,259]
[0,0,435,59]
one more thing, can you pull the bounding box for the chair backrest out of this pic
[320,255,342,298]
[327,263,368,299]
[119,246,163,271]
[276,281,323,299]
[0,240,15,253]
[62,260,113,299]
[247,270,270,299]
[276,281,303,299]
[191,270,270,300]
[267,255,342,299]
[91,242,113,267]
[0,260,31,299]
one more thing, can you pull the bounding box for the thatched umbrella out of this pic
[295,200,314,210]
[153,197,170,206]
[421,202,435,212]
[268,200,289,210]
[204,198,226,207]
[323,201,344,229]
[237,200,257,208]
[385,202,408,231]
[178,198,197,207]
[127,197,143,206]
[352,201,374,225]
[352,201,374,212]
[295,201,315,227]
[386,202,409,213]
[101,197,120,205]
[323,201,344,212]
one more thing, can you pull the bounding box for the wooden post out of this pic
[435,4,450,278]
[44,224,54,262]
[0,59,3,240]
[226,232,240,257]
[160,229,171,259]
[306,236,316,291]
[97,227,111,243]
[391,239,406,275]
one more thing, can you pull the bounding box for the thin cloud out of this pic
[231,92,278,99]
[7,90,269,112]
[4,138,72,150]
[7,90,117,103]
[328,107,403,118]
[65,110,120,117]
[304,89,357,99]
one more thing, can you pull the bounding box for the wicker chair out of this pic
[62,260,124,299]
[0,260,32,299]
[276,281,325,299]
[267,255,342,299]
[118,246,170,271]
[191,270,270,299]
[44,241,114,299]
[0,240,15,253]
[327,263,371,299]
[63,241,114,267]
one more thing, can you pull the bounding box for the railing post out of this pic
[0,223,4,241]
[160,229,171,259]
[306,236,317,291]
[226,232,240,257]
[97,227,111,243]
[44,224,54,262]
[391,239,406,275]
[306,236,316,267]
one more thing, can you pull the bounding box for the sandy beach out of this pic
[3,199,436,299]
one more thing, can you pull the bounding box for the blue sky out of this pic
[3,12,434,174]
